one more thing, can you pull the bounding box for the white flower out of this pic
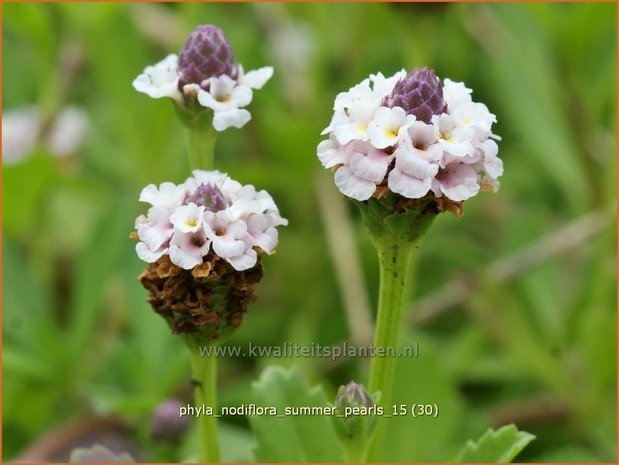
[328,97,377,145]
[450,101,497,137]
[196,75,253,131]
[348,141,393,183]
[433,113,475,159]
[475,139,503,192]
[334,166,378,201]
[203,211,257,271]
[132,54,182,102]
[367,107,409,149]
[169,203,205,233]
[237,65,274,89]
[388,121,442,199]
[133,47,273,132]
[139,182,186,210]
[317,137,349,169]
[169,230,210,269]
[442,78,472,109]
[432,163,480,201]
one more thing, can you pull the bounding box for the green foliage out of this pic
[249,366,344,462]
[457,424,535,463]
[2,3,615,462]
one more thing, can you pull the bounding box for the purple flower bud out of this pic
[334,382,374,410]
[178,25,235,90]
[150,399,189,442]
[385,67,447,124]
[187,183,229,212]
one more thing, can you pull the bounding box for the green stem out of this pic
[186,124,217,171]
[190,348,220,462]
[366,239,416,461]
[344,442,369,463]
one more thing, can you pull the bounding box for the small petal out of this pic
[238,66,274,89]
[212,109,251,131]
[388,168,433,199]
[334,166,377,201]
[133,54,182,102]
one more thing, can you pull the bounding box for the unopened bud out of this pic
[385,67,447,123]
[178,25,235,90]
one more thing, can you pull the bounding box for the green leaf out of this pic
[249,365,344,462]
[457,424,535,463]
[379,336,476,462]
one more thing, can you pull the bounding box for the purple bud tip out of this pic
[150,399,190,442]
[178,24,235,90]
[334,381,374,409]
[385,67,447,124]
[188,183,228,212]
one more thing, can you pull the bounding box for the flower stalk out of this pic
[189,345,220,462]
[185,119,217,171]
[357,196,437,461]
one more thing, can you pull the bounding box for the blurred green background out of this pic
[2,2,616,462]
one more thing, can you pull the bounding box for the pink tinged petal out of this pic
[394,147,439,179]
[239,67,273,89]
[388,168,432,199]
[334,166,377,201]
[436,164,480,201]
[137,207,174,250]
[348,150,391,183]
[212,236,246,259]
[212,109,251,131]
[136,242,167,263]
[480,140,503,178]
[247,214,278,254]
[226,248,258,271]
[168,230,210,270]
[317,139,347,169]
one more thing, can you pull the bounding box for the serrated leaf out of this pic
[457,424,535,463]
[249,365,344,462]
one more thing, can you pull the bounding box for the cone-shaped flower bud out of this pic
[178,25,235,90]
[150,399,190,442]
[332,382,379,460]
[334,382,374,411]
[385,67,447,124]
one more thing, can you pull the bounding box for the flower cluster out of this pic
[317,67,502,203]
[134,170,287,272]
[132,24,273,131]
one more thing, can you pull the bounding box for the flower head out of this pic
[317,67,501,213]
[133,171,287,340]
[132,24,273,131]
